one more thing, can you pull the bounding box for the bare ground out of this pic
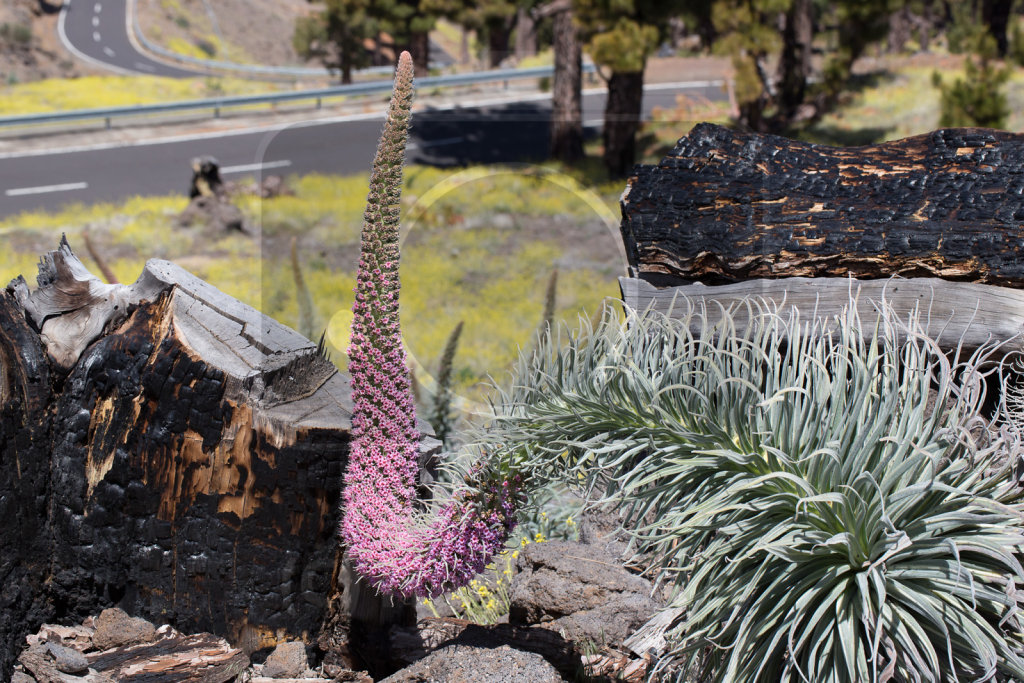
[0,0,83,83]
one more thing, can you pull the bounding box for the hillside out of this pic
[0,0,80,83]
[135,0,313,67]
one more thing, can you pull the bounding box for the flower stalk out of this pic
[341,52,522,599]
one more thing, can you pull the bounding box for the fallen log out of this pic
[621,123,1024,288]
[0,239,428,679]
[619,276,1024,353]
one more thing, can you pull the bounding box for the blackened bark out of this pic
[0,243,425,680]
[550,8,583,163]
[603,70,645,178]
[621,123,1024,287]
[0,290,52,679]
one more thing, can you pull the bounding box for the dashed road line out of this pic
[92,31,101,42]
[103,46,116,58]
[134,62,156,72]
[92,16,100,27]
[5,182,89,197]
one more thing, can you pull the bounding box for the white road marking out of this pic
[103,46,116,58]
[5,182,89,197]
[134,62,156,72]
[219,160,292,174]
[94,2,102,11]
[92,31,101,42]
[92,16,100,27]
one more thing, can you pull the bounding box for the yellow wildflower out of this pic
[534,532,546,543]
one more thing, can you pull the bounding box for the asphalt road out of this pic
[0,83,725,219]
[59,0,202,77]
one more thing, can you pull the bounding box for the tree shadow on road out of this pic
[409,103,598,167]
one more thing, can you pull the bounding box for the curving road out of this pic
[0,81,726,219]
[59,0,206,77]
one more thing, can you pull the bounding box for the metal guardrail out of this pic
[0,65,582,129]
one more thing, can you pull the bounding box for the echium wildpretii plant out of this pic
[341,52,523,599]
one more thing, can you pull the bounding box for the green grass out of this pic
[804,62,1024,146]
[0,164,624,405]
[0,75,277,115]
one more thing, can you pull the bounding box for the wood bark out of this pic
[619,276,1024,355]
[603,70,645,178]
[408,31,430,78]
[621,123,1024,288]
[514,6,537,61]
[547,3,583,163]
[0,240,425,680]
[776,0,814,125]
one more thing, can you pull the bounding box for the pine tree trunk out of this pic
[550,8,583,163]
[776,0,814,125]
[514,7,537,60]
[487,20,511,67]
[983,0,1013,56]
[603,69,645,178]
[409,30,430,76]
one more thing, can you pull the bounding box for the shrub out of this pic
[934,32,1010,129]
[485,300,1024,680]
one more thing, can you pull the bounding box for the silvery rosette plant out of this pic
[483,301,1024,681]
[343,51,1024,680]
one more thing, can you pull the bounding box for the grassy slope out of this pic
[0,166,624,405]
[0,74,279,115]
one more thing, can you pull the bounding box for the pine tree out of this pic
[575,0,685,177]
[293,0,377,84]
[935,31,1010,129]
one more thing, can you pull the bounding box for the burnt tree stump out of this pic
[621,123,1024,288]
[0,239,423,679]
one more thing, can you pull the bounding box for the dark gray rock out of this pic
[262,641,309,679]
[379,644,563,683]
[91,609,156,650]
[45,642,88,674]
[509,540,664,648]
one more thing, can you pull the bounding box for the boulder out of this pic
[380,643,563,683]
[92,608,157,651]
[508,540,664,648]
[177,194,247,233]
[262,641,310,678]
[45,642,88,674]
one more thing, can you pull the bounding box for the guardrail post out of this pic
[214,107,221,119]
[316,97,322,110]
[105,117,112,130]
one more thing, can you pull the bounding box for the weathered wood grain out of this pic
[619,276,1024,353]
[621,123,1024,287]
